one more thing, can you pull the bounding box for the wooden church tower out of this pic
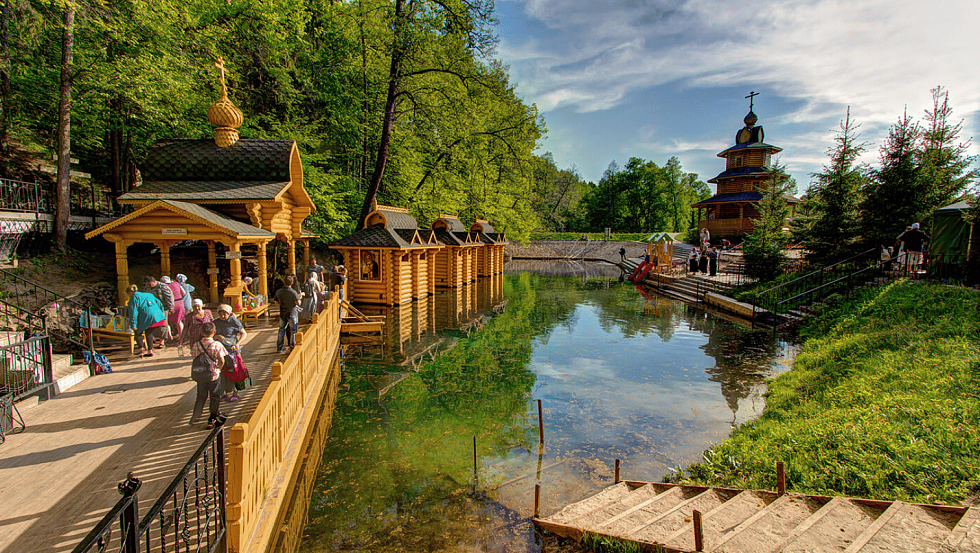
[692,93,799,240]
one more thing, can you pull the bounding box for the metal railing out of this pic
[751,248,879,318]
[1,335,54,399]
[0,268,97,359]
[0,178,48,213]
[72,422,227,553]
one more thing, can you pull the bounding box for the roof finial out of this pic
[207,56,244,147]
[745,90,759,111]
[214,56,229,99]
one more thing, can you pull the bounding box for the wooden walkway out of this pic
[0,317,283,553]
[535,481,979,552]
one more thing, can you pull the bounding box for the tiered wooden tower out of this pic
[692,95,799,240]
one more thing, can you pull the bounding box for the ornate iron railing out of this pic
[1,334,54,443]
[0,178,48,213]
[0,268,97,357]
[72,423,227,553]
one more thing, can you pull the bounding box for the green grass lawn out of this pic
[685,280,980,505]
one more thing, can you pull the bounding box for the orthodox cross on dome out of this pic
[745,90,760,111]
[214,56,228,98]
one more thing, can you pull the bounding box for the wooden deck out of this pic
[0,316,284,553]
[535,480,980,552]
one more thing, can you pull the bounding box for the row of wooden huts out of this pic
[331,204,506,306]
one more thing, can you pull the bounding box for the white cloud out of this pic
[501,0,980,121]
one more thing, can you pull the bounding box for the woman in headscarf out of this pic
[213,304,247,402]
[189,321,229,428]
[300,273,323,323]
[161,276,186,340]
[182,299,214,346]
[126,284,166,357]
[688,248,699,274]
[175,274,194,312]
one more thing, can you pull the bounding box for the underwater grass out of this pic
[686,280,980,505]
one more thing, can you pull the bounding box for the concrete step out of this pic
[52,354,91,395]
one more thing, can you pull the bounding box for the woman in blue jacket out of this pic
[126,284,167,357]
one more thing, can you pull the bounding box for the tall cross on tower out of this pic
[745,90,760,110]
[214,56,228,98]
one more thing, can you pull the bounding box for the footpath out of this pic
[0,319,282,553]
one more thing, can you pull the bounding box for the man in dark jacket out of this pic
[275,275,302,353]
[144,275,175,313]
[898,223,930,273]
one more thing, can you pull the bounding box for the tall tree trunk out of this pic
[54,2,74,252]
[357,0,403,230]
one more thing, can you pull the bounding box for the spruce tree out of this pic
[918,86,978,213]
[802,107,869,264]
[743,162,793,281]
[861,109,922,249]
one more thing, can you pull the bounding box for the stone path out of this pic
[0,317,284,553]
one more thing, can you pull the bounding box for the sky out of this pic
[492,0,980,193]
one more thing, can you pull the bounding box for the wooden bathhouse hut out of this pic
[468,219,506,277]
[330,204,442,305]
[691,96,799,241]
[85,58,317,307]
[430,214,482,288]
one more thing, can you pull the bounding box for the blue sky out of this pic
[493,0,980,192]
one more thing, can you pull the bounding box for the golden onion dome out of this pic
[209,57,243,147]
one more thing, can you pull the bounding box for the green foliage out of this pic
[686,280,980,504]
[581,532,652,553]
[742,164,792,281]
[528,232,657,242]
[576,157,709,234]
[797,107,869,264]
[0,0,546,241]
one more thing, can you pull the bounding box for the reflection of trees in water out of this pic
[688,312,782,422]
[305,266,785,550]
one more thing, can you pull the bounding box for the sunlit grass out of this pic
[686,280,980,504]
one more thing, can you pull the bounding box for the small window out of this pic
[735,156,744,167]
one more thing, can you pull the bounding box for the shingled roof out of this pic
[692,191,801,207]
[432,214,466,233]
[433,229,465,246]
[142,139,293,181]
[118,139,298,203]
[331,226,437,249]
[118,180,288,202]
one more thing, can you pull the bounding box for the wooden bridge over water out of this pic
[535,479,979,552]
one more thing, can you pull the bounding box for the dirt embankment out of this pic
[505,240,650,264]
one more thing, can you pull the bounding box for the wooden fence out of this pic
[225,290,342,553]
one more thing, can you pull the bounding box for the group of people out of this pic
[273,257,347,354]
[883,222,930,274]
[125,273,251,429]
[688,247,720,276]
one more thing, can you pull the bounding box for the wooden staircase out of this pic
[535,480,979,552]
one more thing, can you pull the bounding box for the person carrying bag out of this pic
[189,322,229,429]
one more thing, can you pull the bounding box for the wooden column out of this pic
[158,241,171,277]
[287,240,296,276]
[257,241,269,298]
[302,240,310,268]
[207,241,219,304]
[110,237,130,306]
[229,241,242,288]
[427,251,436,294]
[411,251,421,299]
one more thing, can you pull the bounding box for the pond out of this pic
[301,261,797,552]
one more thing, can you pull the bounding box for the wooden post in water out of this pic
[693,509,704,551]
[537,399,544,444]
[534,484,540,518]
[614,459,620,484]
[473,436,478,488]
[777,461,786,495]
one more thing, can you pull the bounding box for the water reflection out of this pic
[301,263,795,552]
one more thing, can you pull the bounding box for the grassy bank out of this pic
[685,280,980,505]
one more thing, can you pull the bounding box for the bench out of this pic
[237,303,270,328]
[91,315,136,355]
